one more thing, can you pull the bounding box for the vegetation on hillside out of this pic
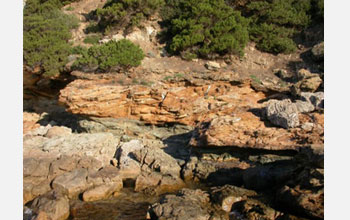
[72,39,145,72]
[227,0,324,54]
[23,0,78,77]
[89,0,165,34]
[23,0,324,77]
[160,0,250,59]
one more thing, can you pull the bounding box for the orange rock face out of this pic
[59,78,265,126]
[59,78,323,149]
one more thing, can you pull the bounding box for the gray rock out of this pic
[39,133,119,166]
[31,191,70,220]
[300,92,324,110]
[132,145,181,178]
[266,99,300,129]
[52,168,89,199]
[311,42,324,62]
[295,100,315,113]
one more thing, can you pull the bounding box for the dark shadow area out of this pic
[162,130,194,161]
[36,112,88,133]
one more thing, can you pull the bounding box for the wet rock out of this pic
[82,183,122,202]
[31,191,70,220]
[311,42,324,62]
[266,99,299,129]
[148,189,212,220]
[52,168,89,199]
[276,168,324,219]
[205,61,221,71]
[45,126,72,138]
[210,185,257,212]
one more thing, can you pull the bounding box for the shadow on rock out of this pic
[162,130,194,161]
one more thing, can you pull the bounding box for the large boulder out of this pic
[266,99,299,129]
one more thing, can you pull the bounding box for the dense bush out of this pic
[242,0,321,54]
[83,34,102,44]
[24,0,78,77]
[161,0,249,59]
[73,39,145,72]
[93,0,165,34]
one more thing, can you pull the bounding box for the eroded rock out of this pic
[266,99,299,129]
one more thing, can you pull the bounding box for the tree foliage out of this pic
[161,0,249,59]
[23,0,78,77]
[232,0,323,54]
[73,39,145,72]
[94,0,165,34]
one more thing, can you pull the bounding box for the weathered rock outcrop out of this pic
[24,131,119,166]
[189,113,324,150]
[59,77,262,126]
[116,140,185,194]
[148,189,215,220]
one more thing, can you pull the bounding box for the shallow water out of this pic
[68,188,160,220]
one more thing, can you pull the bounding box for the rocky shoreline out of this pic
[23,75,324,219]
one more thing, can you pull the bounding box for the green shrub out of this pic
[23,0,79,77]
[83,34,102,44]
[161,0,249,59]
[244,0,313,54]
[94,0,165,34]
[73,39,145,72]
